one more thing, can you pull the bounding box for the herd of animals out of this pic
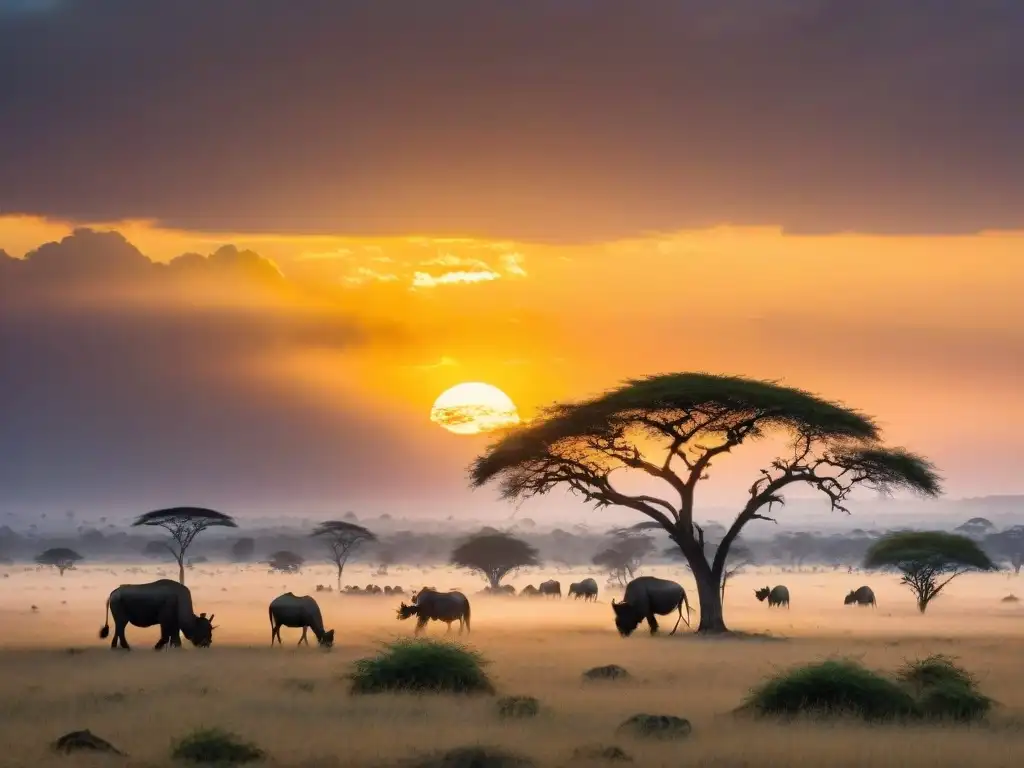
[96,573,879,651]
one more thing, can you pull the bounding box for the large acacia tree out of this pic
[469,372,941,634]
[132,507,237,584]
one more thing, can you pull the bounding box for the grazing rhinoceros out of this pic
[269,593,335,647]
[397,588,471,635]
[844,585,877,607]
[611,576,691,636]
[755,585,790,608]
[99,579,215,651]
[569,577,599,602]
[538,579,562,598]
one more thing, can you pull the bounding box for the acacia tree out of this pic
[864,530,995,612]
[984,525,1024,575]
[311,520,377,591]
[268,550,304,573]
[132,507,237,584]
[592,529,655,586]
[35,547,83,576]
[231,537,256,562]
[450,531,540,589]
[469,372,941,634]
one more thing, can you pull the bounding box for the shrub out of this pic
[896,655,975,693]
[350,639,495,694]
[171,728,264,764]
[917,680,993,722]
[616,714,692,739]
[401,745,534,768]
[742,660,918,721]
[582,665,630,681]
[497,695,540,719]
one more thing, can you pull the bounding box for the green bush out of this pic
[896,655,975,692]
[349,639,495,694]
[916,680,993,722]
[742,660,918,721]
[171,728,264,764]
[401,746,534,768]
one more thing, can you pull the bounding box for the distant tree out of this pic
[311,520,377,591]
[864,531,996,613]
[268,550,304,573]
[132,507,238,584]
[343,511,359,522]
[375,545,396,576]
[450,531,540,589]
[470,372,941,633]
[592,529,655,586]
[35,547,83,576]
[984,525,1024,575]
[771,531,818,569]
[231,537,256,562]
[955,517,995,540]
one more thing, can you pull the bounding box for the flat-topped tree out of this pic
[864,531,996,612]
[311,520,377,591]
[36,547,83,576]
[268,550,304,573]
[469,372,941,634]
[132,507,237,584]
[450,531,540,589]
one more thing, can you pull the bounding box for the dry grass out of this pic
[2,562,1024,766]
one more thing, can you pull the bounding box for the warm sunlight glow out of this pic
[430,382,521,435]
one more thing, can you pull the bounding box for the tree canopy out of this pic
[450,531,540,588]
[592,528,655,586]
[35,547,83,575]
[984,525,1024,575]
[863,531,995,612]
[470,372,941,633]
[268,550,304,573]
[132,506,237,584]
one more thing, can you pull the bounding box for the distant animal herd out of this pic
[96,572,880,650]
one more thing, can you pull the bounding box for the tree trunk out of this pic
[693,567,729,633]
[336,563,343,592]
[177,556,185,585]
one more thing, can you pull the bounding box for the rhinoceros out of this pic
[98,579,215,651]
[755,585,790,608]
[397,588,471,634]
[844,585,877,607]
[269,593,335,647]
[569,577,599,602]
[611,576,691,636]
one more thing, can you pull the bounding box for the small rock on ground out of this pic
[570,745,632,762]
[616,714,692,739]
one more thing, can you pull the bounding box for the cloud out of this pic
[0,1,1021,240]
[0,229,461,513]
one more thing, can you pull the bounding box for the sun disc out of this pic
[430,382,521,435]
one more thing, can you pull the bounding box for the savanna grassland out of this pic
[2,562,1023,767]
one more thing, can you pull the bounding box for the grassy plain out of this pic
[1,562,1023,766]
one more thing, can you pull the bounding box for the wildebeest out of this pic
[569,578,599,602]
[520,584,539,597]
[844,585,877,607]
[538,579,562,598]
[611,576,691,636]
[397,588,471,634]
[268,592,335,647]
[98,579,215,651]
[755,585,790,608]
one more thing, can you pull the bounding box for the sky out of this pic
[1,1,1022,524]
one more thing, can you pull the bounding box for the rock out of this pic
[51,729,125,755]
[582,665,630,681]
[497,695,540,719]
[404,745,535,768]
[1001,594,1019,603]
[616,714,692,740]
[570,745,632,762]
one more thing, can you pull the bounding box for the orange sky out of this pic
[2,214,1023,515]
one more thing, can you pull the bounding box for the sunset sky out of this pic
[1,1,1022,523]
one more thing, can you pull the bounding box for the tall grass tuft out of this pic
[349,639,495,694]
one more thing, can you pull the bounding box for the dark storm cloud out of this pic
[0,229,448,512]
[1,0,1022,240]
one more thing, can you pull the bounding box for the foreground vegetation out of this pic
[3,622,1023,767]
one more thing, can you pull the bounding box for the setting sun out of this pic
[429,382,521,435]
